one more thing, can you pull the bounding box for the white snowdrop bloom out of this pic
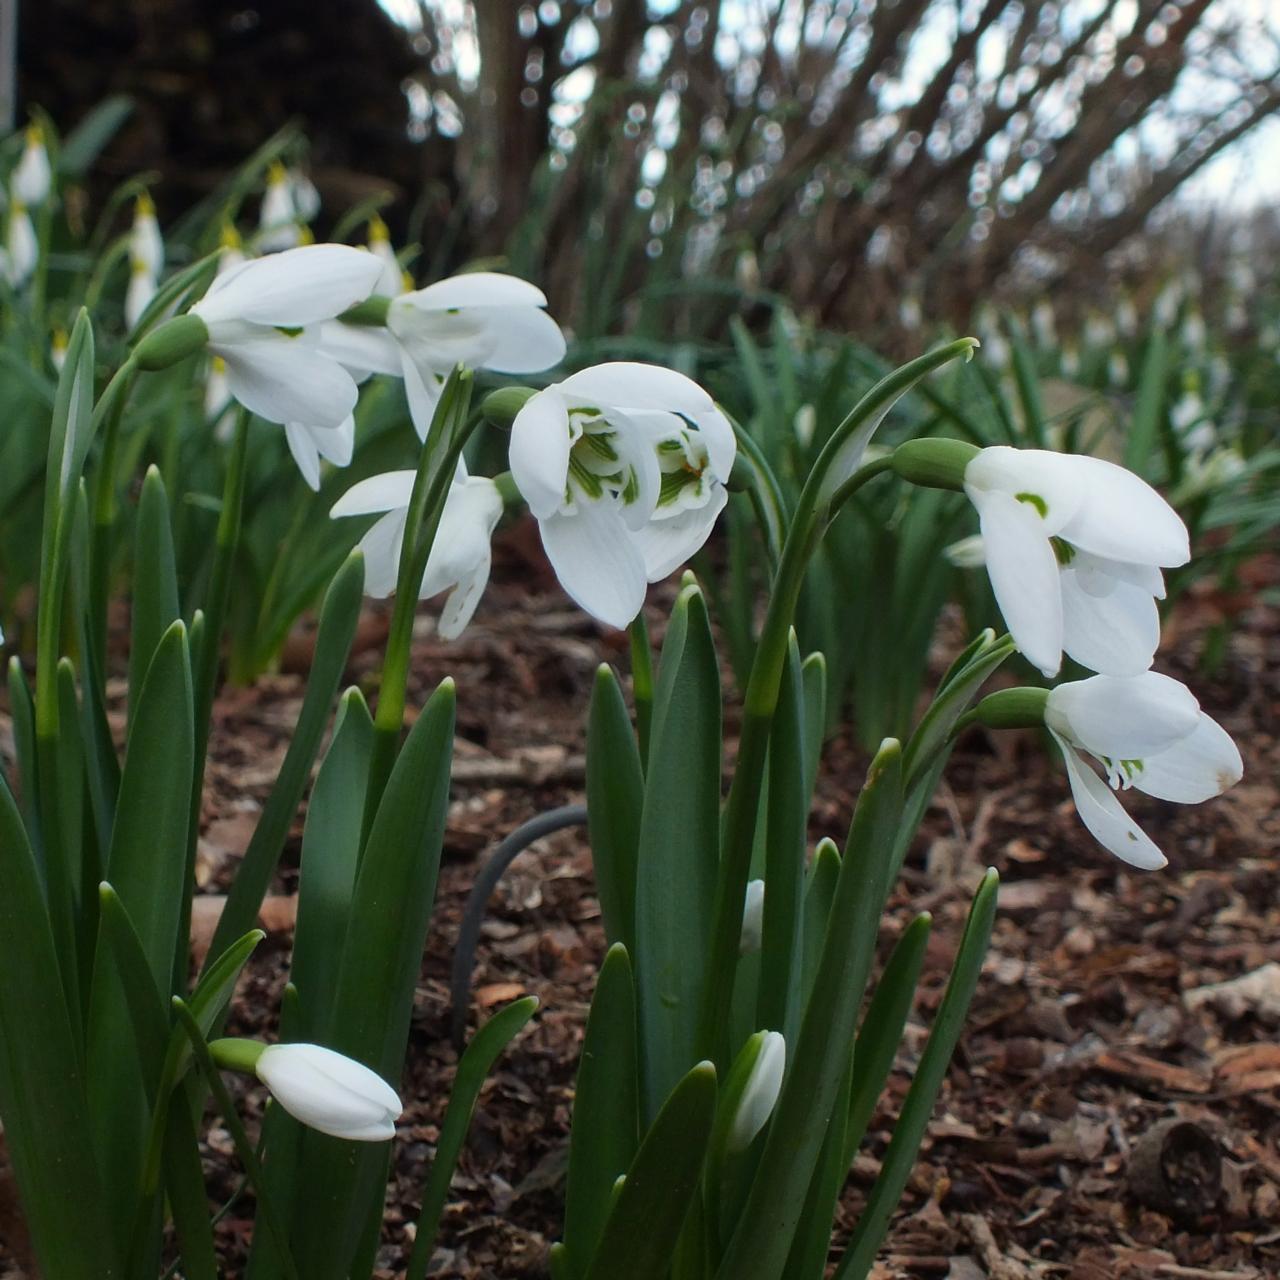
[258,161,302,251]
[1060,343,1080,378]
[1084,312,1114,351]
[1031,299,1056,349]
[12,126,52,206]
[1115,295,1138,338]
[793,404,816,449]
[130,192,164,276]
[899,294,923,331]
[284,415,355,491]
[1045,672,1242,869]
[739,879,765,956]
[255,1043,401,1141]
[1107,349,1129,388]
[727,1032,786,1153]
[509,363,735,628]
[288,167,321,223]
[51,329,68,372]
[331,470,504,638]
[1181,308,1207,353]
[5,200,37,286]
[125,260,158,330]
[205,356,235,441]
[963,446,1189,678]
[368,215,406,296]
[1153,280,1182,329]
[189,243,382,428]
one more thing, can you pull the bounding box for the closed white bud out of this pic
[255,1043,401,1141]
[727,1032,785,1153]
[739,879,765,955]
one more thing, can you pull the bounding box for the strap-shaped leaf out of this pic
[6,657,40,842]
[1126,327,1170,473]
[204,549,365,974]
[586,666,643,955]
[561,946,639,1277]
[0,773,118,1278]
[716,740,903,1279]
[634,584,722,1121]
[799,838,840,1005]
[291,686,373,1040]
[583,1062,718,1280]
[406,996,539,1280]
[835,870,999,1280]
[128,466,181,732]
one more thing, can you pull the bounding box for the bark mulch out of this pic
[1,542,1277,1280]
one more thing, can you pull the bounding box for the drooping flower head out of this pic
[509,362,736,628]
[12,124,52,207]
[962,446,1189,678]
[254,1043,401,1141]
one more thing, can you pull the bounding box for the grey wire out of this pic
[448,803,588,1052]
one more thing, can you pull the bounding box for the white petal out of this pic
[418,478,503,600]
[1046,672,1201,760]
[1134,713,1243,803]
[634,484,728,580]
[217,334,359,428]
[284,422,322,490]
[195,244,382,328]
[728,1032,786,1153]
[1053,732,1167,870]
[312,416,355,467]
[404,271,549,311]
[255,1043,400,1141]
[539,503,647,629]
[1060,559,1161,676]
[471,305,566,374]
[330,470,417,517]
[318,321,404,377]
[510,388,572,519]
[400,347,445,442]
[1050,455,1189,566]
[964,446,1087,535]
[125,270,157,331]
[971,489,1063,678]
[356,511,408,597]
[559,363,716,417]
[438,558,492,638]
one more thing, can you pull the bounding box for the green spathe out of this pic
[891,438,981,491]
[481,385,537,429]
[971,686,1050,729]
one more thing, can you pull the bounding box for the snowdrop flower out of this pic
[1181,308,1207,353]
[5,199,37,286]
[1031,299,1056,349]
[258,161,302,251]
[205,356,235,441]
[130,192,164,276]
[288,167,321,222]
[125,259,158,330]
[1153,280,1182,329]
[1115,295,1138,338]
[1107,349,1129,388]
[50,328,68,372]
[368,215,406,296]
[899,293,923,331]
[727,1032,786,1153]
[1084,312,1114,351]
[255,1043,401,1141]
[963,446,1188,678]
[1045,672,1242,869]
[12,125,52,206]
[284,416,354,491]
[331,470,503,637]
[793,404,816,449]
[1060,343,1080,379]
[975,308,1009,370]
[186,243,382,427]
[509,363,735,628]
[739,880,765,955]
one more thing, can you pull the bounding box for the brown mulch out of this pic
[2,538,1278,1280]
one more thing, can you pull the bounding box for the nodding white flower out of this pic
[189,243,382,427]
[288,167,321,223]
[1045,672,1242,869]
[1153,280,1183,329]
[388,273,566,439]
[205,356,235,440]
[1084,312,1114,351]
[5,200,37,286]
[255,1043,401,1141]
[130,192,164,277]
[12,125,52,206]
[125,259,158,330]
[217,222,246,275]
[1031,299,1056,349]
[793,404,816,449]
[368,215,406,296]
[51,328,68,372]
[1060,343,1080,379]
[509,363,735,629]
[258,161,302,251]
[1107,350,1129,388]
[727,1032,786,1153]
[899,294,923,331]
[1116,295,1139,338]
[284,416,355,491]
[975,309,1009,370]
[331,470,504,638]
[963,446,1189,678]
[1181,308,1207,353]
[739,879,765,955]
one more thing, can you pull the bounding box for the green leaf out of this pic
[129,466,181,732]
[844,912,932,1167]
[290,687,372,1040]
[634,584,722,1121]
[160,1095,219,1280]
[57,96,134,176]
[800,838,839,1006]
[717,740,903,1279]
[292,678,456,1279]
[1127,328,1170,473]
[1009,330,1047,448]
[835,870,999,1280]
[586,667,643,956]
[406,997,540,1280]
[583,1062,718,1280]
[205,550,364,974]
[562,946,639,1277]
[107,618,193,989]
[6,657,40,844]
[0,775,118,1279]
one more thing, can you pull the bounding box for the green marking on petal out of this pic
[275,325,305,338]
[1052,538,1076,566]
[1016,491,1048,518]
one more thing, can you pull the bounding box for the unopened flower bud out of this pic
[891,438,980,492]
[739,879,765,955]
[727,1031,785,1153]
[481,385,538,430]
[132,313,209,370]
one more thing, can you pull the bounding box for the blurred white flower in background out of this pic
[12,125,52,206]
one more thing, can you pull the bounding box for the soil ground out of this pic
[2,532,1277,1280]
